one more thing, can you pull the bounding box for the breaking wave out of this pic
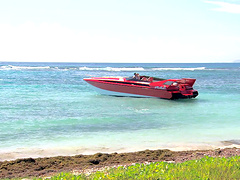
[79,67,146,71]
[1,64,236,72]
[78,66,206,71]
[152,67,206,71]
[0,65,51,70]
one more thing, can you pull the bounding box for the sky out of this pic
[0,0,240,63]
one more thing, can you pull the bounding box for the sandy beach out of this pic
[1,147,240,179]
[1,140,240,162]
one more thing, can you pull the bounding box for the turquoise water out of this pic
[0,63,240,160]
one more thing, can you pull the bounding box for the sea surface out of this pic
[0,62,240,161]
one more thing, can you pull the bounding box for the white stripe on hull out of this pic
[91,86,153,98]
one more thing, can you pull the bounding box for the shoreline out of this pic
[1,141,240,162]
[1,146,240,179]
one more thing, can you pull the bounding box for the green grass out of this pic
[9,156,240,180]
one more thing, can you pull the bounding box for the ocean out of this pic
[0,62,240,161]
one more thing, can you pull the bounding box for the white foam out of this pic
[0,65,50,70]
[79,66,145,71]
[106,67,145,72]
[152,67,206,71]
[79,66,207,72]
[0,65,232,72]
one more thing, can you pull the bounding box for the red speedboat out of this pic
[84,74,198,99]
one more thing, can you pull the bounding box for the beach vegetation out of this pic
[29,155,240,180]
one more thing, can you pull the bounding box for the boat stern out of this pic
[150,78,198,99]
[171,78,198,99]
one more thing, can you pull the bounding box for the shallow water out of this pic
[0,62,240,160]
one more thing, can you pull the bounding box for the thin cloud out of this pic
[205,0,240,13]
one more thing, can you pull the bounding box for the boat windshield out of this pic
[163,81,175,85]
[125,77,140,81]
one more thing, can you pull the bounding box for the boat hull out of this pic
[84,78,198,99]
[91,86,152,98]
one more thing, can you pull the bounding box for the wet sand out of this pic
[1,147,240,179]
